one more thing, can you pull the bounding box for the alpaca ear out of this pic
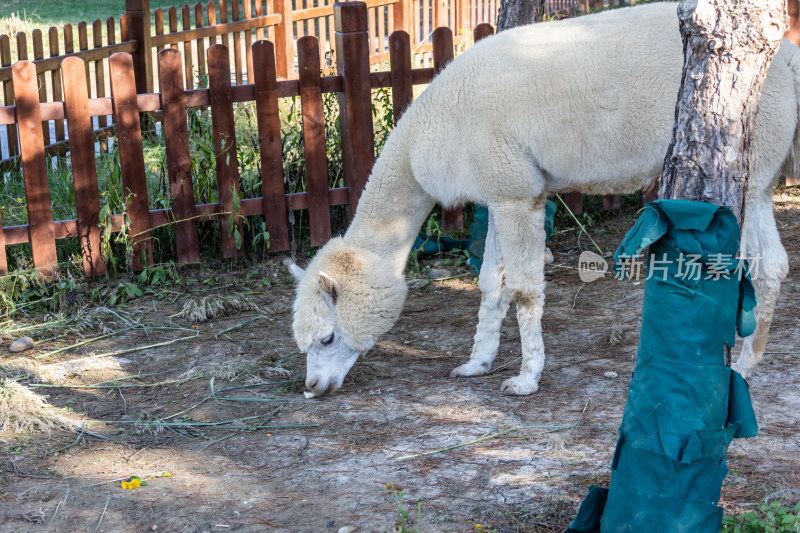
[318,272,340,308]
[284,258,306,281]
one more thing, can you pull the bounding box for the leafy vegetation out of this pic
[721,500,800,533]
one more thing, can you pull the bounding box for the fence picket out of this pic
[93,20,108,129]
[433,27,462,231]
[195,2,208,82]
[255,0,265,41]
[182,5,194,88]
[388,31,412,121]
[252,40,290,252]
[32,29,51,147]
[0,210,6,275]
[155,8,166,52]
[169,7,179,50]
[109,53,153,270]
[13,62,57,278]
[243,0,254,80]
[207,44,244,258]
[274,0,293,78]
[61,57,106,277]
[602,194,621,211]
[473,22,493,41]
[1,36,19,158]
[207,1,218,45]
[298,36,332,246]
[158,48,202,264]
[49,27,65,142]
[231,0,244,83]
[563,191,583,214]
[218,0,230,63]
[335,2,375,218]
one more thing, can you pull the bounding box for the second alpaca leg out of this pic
[451,210,512,377]
[491,196,549,396]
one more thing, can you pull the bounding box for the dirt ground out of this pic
[1,191,799,533]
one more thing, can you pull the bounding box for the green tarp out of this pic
[568,200,759,533]
[412,200,557,275]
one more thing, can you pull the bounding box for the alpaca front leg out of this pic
[451,210,512,378]
[491,197,548,396]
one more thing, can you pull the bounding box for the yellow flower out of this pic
[130,478,141,488]
[162,472,171,477]
[384,483,394,491]
[475,525,483,530]
[121,481,133,489]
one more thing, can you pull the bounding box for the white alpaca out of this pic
[290,2,796,396]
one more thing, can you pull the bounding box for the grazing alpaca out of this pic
[290,2,796,396]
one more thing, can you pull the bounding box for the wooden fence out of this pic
[0,3,510,278]
[0,0,584,163]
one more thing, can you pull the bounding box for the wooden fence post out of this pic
[109,53,153,270]
[0,210,6,276]
[207,44,244,259]
[252,40,290,252]
[335,2,375,219]
[124,0,153,93]
[389,31,412,121]
[62,57,106,277]
[158,48,202,264]
[393,0,412,33]
[13,62,57,279]
[298,36,333,246]
[274,0,295,79]
[563,191,583,214]
[433,27,463,231]
[1,36,19,159]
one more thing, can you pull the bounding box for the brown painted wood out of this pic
[640,179,659,205]
[473,22,494,41]
[13,62,57,278]
[298,36,332,246]
[121,13,130,41]
[123,0,152,93]
[109,53,153,270]
[32,29,50,147]
[93,20,108,129]
[231,0,244,84]
[49,27,66,142]
[207,1,218,45]
[563,191,583,214]
[433,27,462,231]
[602,194,621,211]
[243,0,254,82]
[78,22,91,93]
[16,32,28,60]
[169,7,179,50]
[155,8,165,52]
[207,44,244,258]
[254,0,265,41]
[157,48,202,264]
[182,5,194,88]
[274,0,294,79]
[378,5,386,59]
[1,36,19,158]
[252,40,290,252]
[335,3,375,218]
[61,56,106,277]
[195,3,208,83]
[368,5,377,56]
[0,209,7,275]
[218,0,230,63]
[149,12,282,48]
[389,31,412,122]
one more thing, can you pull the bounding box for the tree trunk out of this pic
[659,0,787,221]
[496,0,546,30]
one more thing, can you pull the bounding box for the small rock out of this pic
[338,527,356,533]
[428,268,451,280]
[407,278,429,289]
[604,371,618,379]
[303,391,316,399]
[9,337,35,353]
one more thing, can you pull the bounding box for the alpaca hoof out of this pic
[544,247,554,264]
[500,376,539,396]
[450,360,491,378]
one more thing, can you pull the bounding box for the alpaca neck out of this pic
[344,150,435,276]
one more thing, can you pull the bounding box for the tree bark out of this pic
[659,0,787,221]
[496,0,546,30]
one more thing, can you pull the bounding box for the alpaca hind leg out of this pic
[491,196,548,396]
[733,194,788,378]
[451,210,512,378]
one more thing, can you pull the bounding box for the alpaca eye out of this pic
[321,334,334,346]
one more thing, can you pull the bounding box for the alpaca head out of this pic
[289,238,408,395]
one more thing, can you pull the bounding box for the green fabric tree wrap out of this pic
[568,200,759,533]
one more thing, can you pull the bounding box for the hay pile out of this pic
[178,294,265,323]
[0,380,75,434]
